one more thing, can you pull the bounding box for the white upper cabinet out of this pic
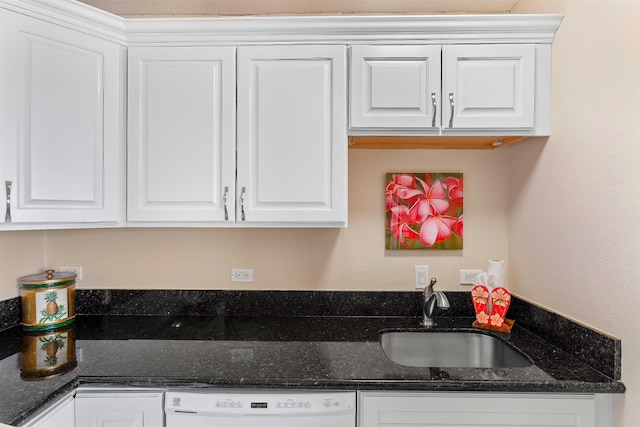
[0,5,561,228]
[128,44,347,226]
[350,45,441,131]
[127,46,236,223]
[350,43,539,135]
[443,44,535,131]
[0,8,124,227]
[237,45,348,225]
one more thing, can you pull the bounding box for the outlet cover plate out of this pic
[231,268,254,282]
[460,269,482,285]
[58,265,83,280]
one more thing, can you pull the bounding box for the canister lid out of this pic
[19,269,77,285]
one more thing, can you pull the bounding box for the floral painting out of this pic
[386,173,463,250]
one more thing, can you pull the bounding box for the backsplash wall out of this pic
[0,148,508,299]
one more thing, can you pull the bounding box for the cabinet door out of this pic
[237,45,347,225]
[443,44,535,130]
[359,392,597,427]
[127,46,236,222]
[22,393,74,427]
[350,45,441,130]
[0,10,123,225]
[75,390,163,427]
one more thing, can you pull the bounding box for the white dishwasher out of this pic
[165,389,356,427]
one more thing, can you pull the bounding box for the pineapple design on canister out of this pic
[39,290,68,324]
[39,334,67,368]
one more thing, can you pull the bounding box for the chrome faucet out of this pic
[421,277,450,327]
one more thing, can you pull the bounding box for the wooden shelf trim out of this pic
[348,135,526,149]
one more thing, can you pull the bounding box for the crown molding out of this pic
[0,1,562,47]
[123,14,563,46]
[0,0,126,44]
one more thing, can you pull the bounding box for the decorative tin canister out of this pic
[20,270,76,331]
[21,323,77,381]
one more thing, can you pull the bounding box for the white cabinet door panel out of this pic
[127,46,236,222]
[350,45,441,130]
[23,34,102,205]
[75,390,163,427]
[360,392,597,427]
[21,393,74,427]
[94,412,143,427]
[443,44,535,130]
[0,10,122,224]
[237,45,347,224]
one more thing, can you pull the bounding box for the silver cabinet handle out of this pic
[431,92,437,128]
[448,93,455,128]
[4,181,11,223]
[223,186,229,221]
[240,187,246,221]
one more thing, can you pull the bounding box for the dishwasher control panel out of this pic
[166,390,355,415]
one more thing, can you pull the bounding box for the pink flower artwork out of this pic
[385,173,463,250]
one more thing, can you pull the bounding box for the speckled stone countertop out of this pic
[0,290,625,425]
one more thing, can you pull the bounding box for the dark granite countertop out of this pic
[0,311,625,426]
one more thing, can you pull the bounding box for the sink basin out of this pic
[380,331,532,368]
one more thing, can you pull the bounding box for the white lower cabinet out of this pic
[358,392,612,427]
[20,393,74,427]
[74,389,164,427]
[16,388,615,427]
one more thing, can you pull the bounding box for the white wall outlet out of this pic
[460,269,482,285]
[231,268,254,283]
[58,265,83,280]
[414,265,429,289]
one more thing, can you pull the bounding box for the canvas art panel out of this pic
[385,173,463,250]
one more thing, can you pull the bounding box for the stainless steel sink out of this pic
[380,331,532,368]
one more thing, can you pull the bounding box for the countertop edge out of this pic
[76,376,626,393]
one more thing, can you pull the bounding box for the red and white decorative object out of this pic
[471,285,490,324]
[470,260,514,333]
[490,287,511,327]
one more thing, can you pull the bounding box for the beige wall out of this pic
[510,0,640,425]
[0,231,45,300]
[32,148,508,292]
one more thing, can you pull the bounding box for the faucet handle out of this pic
[423,277,437,295]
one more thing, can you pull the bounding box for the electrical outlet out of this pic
[460,269,482,285]
[414,265,429,289]
[231,268,254,283]
[58,265,83,280]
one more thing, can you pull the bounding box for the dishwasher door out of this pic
[165,390,356,427]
